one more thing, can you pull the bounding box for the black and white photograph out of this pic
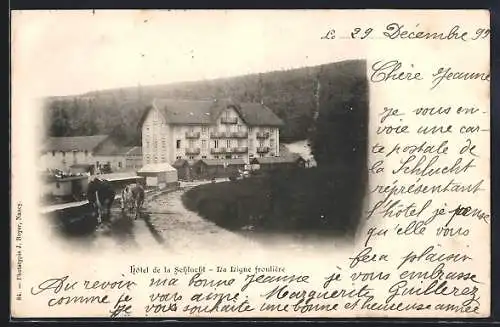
[11,9,490,319]
[36,12,368,253]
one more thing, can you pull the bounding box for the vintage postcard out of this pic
[10,10,490,318]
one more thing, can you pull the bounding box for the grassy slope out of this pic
[182,167,363,236]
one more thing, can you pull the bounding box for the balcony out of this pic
[256,132,270,139]
[210,131,232,139]
[220,116,238,124]
[211,147,228,154]
[231,131,248,138]
[185,131,200,139]
[231,147,248,153]
[257,146,270,153]
[185,148,201,155]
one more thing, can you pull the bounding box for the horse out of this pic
[120,183,145,220]
[87,177,116,225]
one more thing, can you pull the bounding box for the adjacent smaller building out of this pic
[192,158,246,180]
[41,135,112,173]
[93,145,143,173]
[41,135,143,174]
[250,153,306,171]
[137,163,178,189]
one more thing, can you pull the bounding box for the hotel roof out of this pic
[138,98,284,127]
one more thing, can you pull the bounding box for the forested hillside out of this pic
[43,60,367,146]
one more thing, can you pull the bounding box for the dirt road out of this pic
[50,181,260,254]
[142,188,257,253]
[50,180,341,255]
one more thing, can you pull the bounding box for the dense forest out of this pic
[43,60,367,146]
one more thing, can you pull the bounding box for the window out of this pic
[161,155,166,162]
[259,140,264,147]
[176,140,181,149]
[270,138,275,147]
[226,140,231,148]
[202,127,208,135]
[56,182,60,189]
[249,127,253,133]
[189,156,195,160]
[202,140,207,149]
[189,140,195,148]
[62,151,66,157]
[202,155,206,159]
[176,156,181,159]
[84,150,88,156]
[118,162,122,168]
[52,151,55,156]
[214,155,219,159]
[237,124,242,131]
[214,140,219,148]
[154,156,158,163]
[238,139,243,147]
[162,139,166,148]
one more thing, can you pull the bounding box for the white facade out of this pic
[142,106,280,166]
[41,150,94,171]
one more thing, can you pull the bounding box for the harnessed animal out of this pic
[120,183,145,220]
[87,178,115,225]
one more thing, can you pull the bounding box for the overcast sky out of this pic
[12,10,366,97]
